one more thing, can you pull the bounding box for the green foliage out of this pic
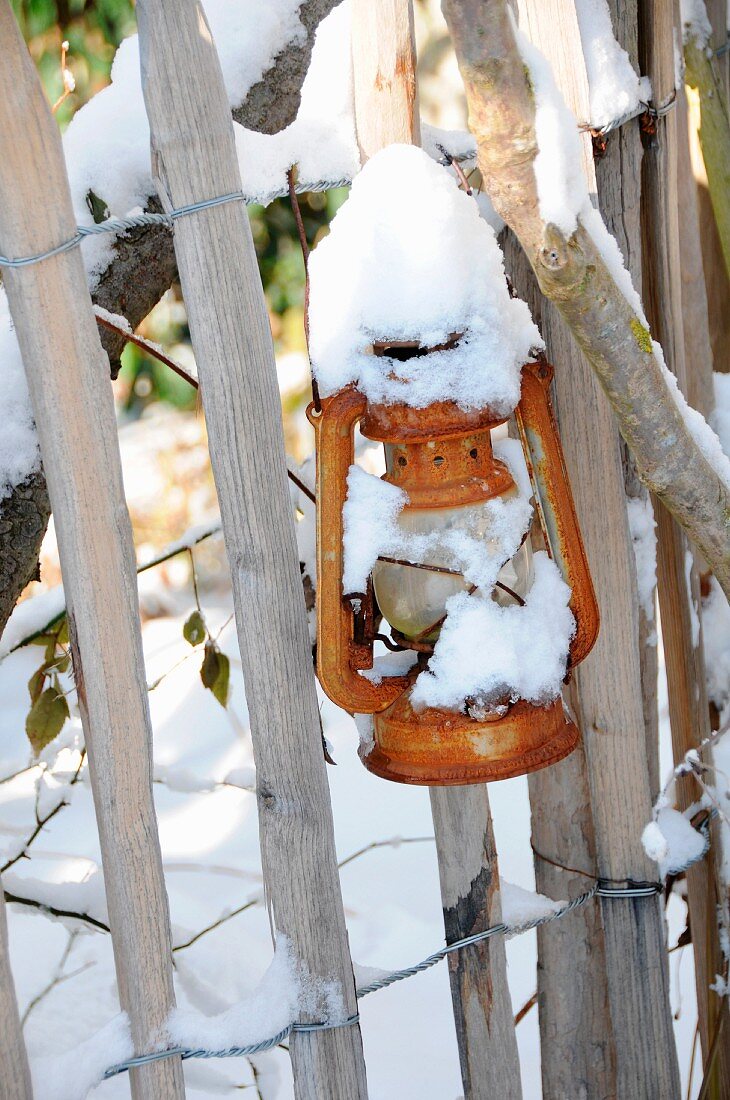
[181,606,230,708]
[200,642,230,709]
[12,0,135,127]
[183,610,206,647]
[26,684,70,754]
[25,622,71,753]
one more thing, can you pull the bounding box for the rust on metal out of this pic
[308,387,410,713]
[310,360,600,786]
[515,360,600,667]
[365,684,580,786]
[378,427,515,509]
[361,397,502,442]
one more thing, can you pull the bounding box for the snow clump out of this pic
[308,143,542,414]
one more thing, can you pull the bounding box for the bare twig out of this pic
[514,990,537,1026]
[173,835,435,952]
[3,891,109,934]
[94,308,199,389]
[286,167,321,413]
[20,930,94,1026]
[51,40,74,114]
[1,751,86,874]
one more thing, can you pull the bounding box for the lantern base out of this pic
[362,693,579,786]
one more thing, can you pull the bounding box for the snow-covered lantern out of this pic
[307,146,599,785]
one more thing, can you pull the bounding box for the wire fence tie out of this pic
[596,879,663,898]
[0,191,246,269]
[84,815,715,1082]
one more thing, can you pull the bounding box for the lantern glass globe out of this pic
[372,493,534,642]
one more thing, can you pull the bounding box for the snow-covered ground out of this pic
[0,577,700,1097]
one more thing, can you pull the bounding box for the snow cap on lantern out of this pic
[308,144,542,415]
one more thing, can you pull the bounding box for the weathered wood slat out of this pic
[677,91,715,419]
[135,4,368,1098]
[0,892,32,1099]
[599,0,661,802]
[508,1,679,1094]
[351,0,421,160]
[639,2,730,1087]
[0,7,184,1098]
[505,233,617,1097]
[430,787,522,1099]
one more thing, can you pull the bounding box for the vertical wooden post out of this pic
[429,788,522,1098]
[677,90,715,419]
[135,5,368,1098]
[510,1,680,1095]
[505,11,617,1090]
[351,0,421,160]
[639,3,730,1087]
[598,0,662,802]
[687,0,730,370]
[351,3,522,1096]
[0,9,184,1099]
[0,893,32,1099]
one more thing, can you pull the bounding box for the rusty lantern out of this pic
[308,351,599,786]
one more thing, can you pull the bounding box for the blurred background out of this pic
[11,0,467,596]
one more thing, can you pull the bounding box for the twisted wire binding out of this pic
[0,191,247,269]
[0,89,675,270]
[582,90,678,136]
[102,865,687,1080]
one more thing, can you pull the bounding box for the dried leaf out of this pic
[26,687,70,754]
[201,642,230,708]
[86,189,110,224]
[183,610,206,647]
[27,668,46,706]
[54,653,71,674]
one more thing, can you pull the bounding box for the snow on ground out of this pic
[0,573,704,1097]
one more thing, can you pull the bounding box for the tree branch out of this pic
[0,5,336,638]
[442,0,730,596]
[684,33,730,281]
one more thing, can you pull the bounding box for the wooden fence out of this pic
[0,0,726,1097]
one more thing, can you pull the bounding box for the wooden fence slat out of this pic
[350,3,523,1096]
[507,7,617,1091]
[430,788,522,1099]
[689,0,730,371]
[135,4,368,1098]
[677,91,715,420]
[0,891,33,1099]
[509,1,680,1095]
[639,2,730,1088]
[351,0,421,160]
[0,7,184,1098]
[599,0,661,804]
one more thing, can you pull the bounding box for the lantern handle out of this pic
[515,362,600,667]
[308,388,412,714]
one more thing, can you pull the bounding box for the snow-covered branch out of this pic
[442,0,730,596]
